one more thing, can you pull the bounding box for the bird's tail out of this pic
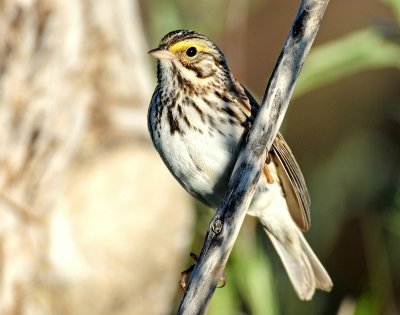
[263,227,333,300]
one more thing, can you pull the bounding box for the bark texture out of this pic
[0,1,193,314]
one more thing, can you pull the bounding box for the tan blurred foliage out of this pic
[0,0,193,314]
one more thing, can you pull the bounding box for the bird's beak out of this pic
[148,47,175,60]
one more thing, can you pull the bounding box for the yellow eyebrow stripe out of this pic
[169,40,208,53]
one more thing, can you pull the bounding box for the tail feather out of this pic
[264,228,332,300]
[298,231,333,291]
[249,165,332,300]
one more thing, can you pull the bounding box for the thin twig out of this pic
[176,1,329,314]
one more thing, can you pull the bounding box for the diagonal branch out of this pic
[176,1,330,314]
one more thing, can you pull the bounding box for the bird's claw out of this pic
[179,252,227,291]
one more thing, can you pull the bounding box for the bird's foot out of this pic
[179,252,226,291]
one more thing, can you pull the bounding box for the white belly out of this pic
[153,121,243,206]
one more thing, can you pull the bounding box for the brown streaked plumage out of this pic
[148,29,332,300]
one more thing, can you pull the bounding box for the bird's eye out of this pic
[186,47,197,57]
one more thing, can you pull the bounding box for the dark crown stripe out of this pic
[160,29,213,49]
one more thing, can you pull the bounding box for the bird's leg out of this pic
[179,253,226,291]
[263,154,274,184]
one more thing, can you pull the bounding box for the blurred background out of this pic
[0,0,399,314]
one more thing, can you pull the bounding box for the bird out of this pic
[147,29,332,300]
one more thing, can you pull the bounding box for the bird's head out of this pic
[149,30,231,88]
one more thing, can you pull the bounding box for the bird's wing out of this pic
[241,85,311,231]
[271,133,311,231]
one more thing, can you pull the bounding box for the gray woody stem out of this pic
[176,1,329,314]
